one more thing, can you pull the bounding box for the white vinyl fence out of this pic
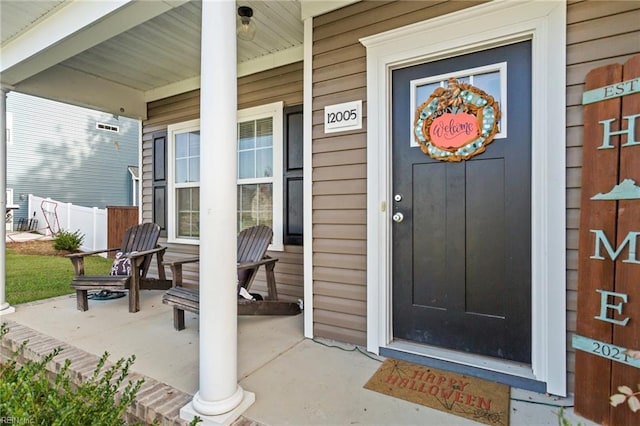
[28,194,107,253]
[6,188,19,231]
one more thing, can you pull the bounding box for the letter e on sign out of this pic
[324,100,362,134]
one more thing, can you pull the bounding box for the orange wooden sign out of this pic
[575,54,640,426]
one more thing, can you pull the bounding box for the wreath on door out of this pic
[413,77,501,162]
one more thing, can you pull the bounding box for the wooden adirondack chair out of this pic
[67,223,172,313]
[162,225,301,330]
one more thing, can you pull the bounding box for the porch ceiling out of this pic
[0,0,68,45]
[0,0,304,117]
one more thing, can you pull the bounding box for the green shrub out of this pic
[53,229,85,251]
[0,322,143,425]
[0,324,202,425]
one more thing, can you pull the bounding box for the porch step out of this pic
[1,320,190,425]
[0,320,266,426]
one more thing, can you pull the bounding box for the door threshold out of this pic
[382,340,546,393]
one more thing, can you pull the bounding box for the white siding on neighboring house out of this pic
[6,92,140,222]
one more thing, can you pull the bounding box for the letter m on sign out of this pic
[590,229,640,264]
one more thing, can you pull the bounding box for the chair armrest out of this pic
[123,245,166,260]
[163,256,199,288]
[66,247,121,276]
[163,257,200,268]
[239,256,279,300]
[237,257,278,270]
[65,247,120,259]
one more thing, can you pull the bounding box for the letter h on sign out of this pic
[598,113,640,149]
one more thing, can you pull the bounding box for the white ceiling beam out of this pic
[144,45,304,103]
[145,76,201,104]
[300,0,359,20]
[15,65,147,119]
[1,0,189,86]
[238,44,303,77]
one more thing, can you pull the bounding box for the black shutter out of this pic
[283,105,303,245]
[152,131,168,237]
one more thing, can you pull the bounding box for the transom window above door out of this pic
[409,62,507,147]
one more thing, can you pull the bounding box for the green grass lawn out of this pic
[5,250,112,305]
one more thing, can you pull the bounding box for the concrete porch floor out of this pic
[2,290,596,425]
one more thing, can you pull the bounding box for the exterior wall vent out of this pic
[6,112,12,144]
[96,122,120,133]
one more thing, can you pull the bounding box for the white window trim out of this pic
[166,101,284,250]
[167,118,201,245]
[361,0,567,396]
[238,101,284,251]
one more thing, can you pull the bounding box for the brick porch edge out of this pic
[0,320,260,426]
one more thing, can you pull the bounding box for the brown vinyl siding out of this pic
[312,0,640,392]
[565,0,640,393]
[238,62,303,110]
[311,1,482,345]
[141,62,304,299]
[135,0,640,394]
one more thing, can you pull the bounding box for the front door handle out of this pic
[392,212,404,223]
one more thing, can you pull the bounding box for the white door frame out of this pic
[361,0,567,396]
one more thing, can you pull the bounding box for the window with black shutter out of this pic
[152,131,167,237]
[153,102,300,246]
[283,105,303,245]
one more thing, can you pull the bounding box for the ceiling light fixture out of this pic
[237,6,256,41]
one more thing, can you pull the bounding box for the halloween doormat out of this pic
[364,359,510,425]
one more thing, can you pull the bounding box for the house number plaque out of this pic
[324,100,362,134]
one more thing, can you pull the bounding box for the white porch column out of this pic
[180,1,254,424]
[0,88,15,316]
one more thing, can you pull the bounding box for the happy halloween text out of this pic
[385,370,492,410]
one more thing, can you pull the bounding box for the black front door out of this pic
[391,41,532,363]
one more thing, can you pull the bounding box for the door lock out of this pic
[394,194,403,202]
[392,212,404,223]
